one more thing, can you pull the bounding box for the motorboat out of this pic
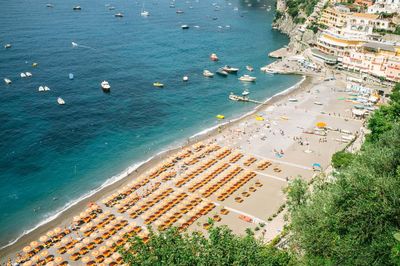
[101,81,111,92]
[216,114,225,119]
[141,10,149,16]
[176,10,184,14]
[246,65,254,72]
[46,4,54,8]
[108,6,115,10]
[38,86,45,92]
[73,6,81,10]
[32,62,38,67]
[238,75,256,82]
[261,67,276,74]
[4,78,12,84]
[20,73,27,78]
[222,65,239,73]
[229,93,240,101]
[314,101,323,106]
[216,68,228,77]
[242,90,250,96]
[4,44,11,49]
[288,98,298,102]
[181,24,189,29]
[69,73,74,80]
[25,72,32,77]
[210,53,218,61]
[183,76,189,82]
[44,86,50,91]
[153,82,164,88]
[115,13,124,17]
[170,4,175,8]
[203,70,214,78]
[57,97,65,105]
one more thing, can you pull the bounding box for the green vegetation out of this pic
[274,0,318,23]
[374,26,400,36]
[120,225,294,265]
[331,150,354,169]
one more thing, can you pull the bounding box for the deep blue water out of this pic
[0,0,300,247]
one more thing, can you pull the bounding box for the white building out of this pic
[368,0,400,14]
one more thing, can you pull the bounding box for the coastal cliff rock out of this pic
[273,0,318,54]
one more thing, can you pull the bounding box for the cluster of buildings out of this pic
[310,0,400,83]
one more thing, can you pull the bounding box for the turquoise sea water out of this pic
[0,0,300,247]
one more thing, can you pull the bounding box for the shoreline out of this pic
[0,73,312,259]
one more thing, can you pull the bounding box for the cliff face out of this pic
[273,0,319,54]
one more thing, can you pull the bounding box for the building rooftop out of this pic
[351,13,379,19]
[362,42,396,52]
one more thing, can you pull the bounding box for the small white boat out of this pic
[69,73,74,80]
[20,73,27,78]
[4,44,11,49]
[73,5,81,10]
[210,53,218,61]
[4,78,12,84]
[44,86,50,91]
[181,24,189,29]
[242,90,250,96]
[261,67,276,74]
[38,86,45,92]
[288,98,298,102]
[183,76,189,82]
[203,70,214,78]
[57,97,65,105]
[114,13,124,17]
[101,81,111,92]
[246,65,254,72]
[238,75,256,82]
[222,65,239,73]
[141,10,149,16]
[108,6,115,10]
[25,72,32,77]
[176,10,184,14]
[314,101,323,106]
[46,3,54,8]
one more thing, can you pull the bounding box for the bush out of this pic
[331,150,354,169]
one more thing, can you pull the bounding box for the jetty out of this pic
[229,93,263,104]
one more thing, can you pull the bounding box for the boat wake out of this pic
[71,41,95,49]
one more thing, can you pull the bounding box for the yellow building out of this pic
[319,6,350,29]
[316,30,365,57]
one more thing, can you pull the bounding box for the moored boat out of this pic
[222,65,239,73]
[246,65,254,71]
[20,73,27,78]
[4,78,12,84]
[115,13,124,17]
[38,86,44,92]
[176,10,184,14]
[46,4,54,8]
[101,81,111,92]
[216,68,228,76]
[25,72,32,77]
[4,44,11,49]
[210,53,218,61]
[153,82,164,88]
[141,10,149,16]
[57,97,65,105]
[73,5,81,10]
[181,24,189,29]
[69,73,74,80]
[183,76,189,82]
[203,70,214,78]
[238,75,256,82]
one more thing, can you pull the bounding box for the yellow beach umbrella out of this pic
[67,248,76,254]
[105,240,114,247]
[61,237,70,244]
[23,245,32,253]
[31,255,40,262]
[54,256,64,263]
[73,216,81,222]
[316,122,327,128]
[39,235,48,242]
[99,246,108,253]
[112,252,121,260]
[104,258,113,264]
[54,227,62,234]
[30,241,39,248]
[83,238,91,244]
[91,250,100,257]
[81,256,91,263]
[22,261,32,266]
[40,250,49,257]
[54,242,62,248]
[75,243,83,249]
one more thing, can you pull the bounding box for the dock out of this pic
[229,93,263,104]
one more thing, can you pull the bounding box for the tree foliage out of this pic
[120,225,295,266]
[331,151,354,170]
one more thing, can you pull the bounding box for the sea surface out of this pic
[0,0,300,248]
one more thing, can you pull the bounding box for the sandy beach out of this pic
[0,70,367,265]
